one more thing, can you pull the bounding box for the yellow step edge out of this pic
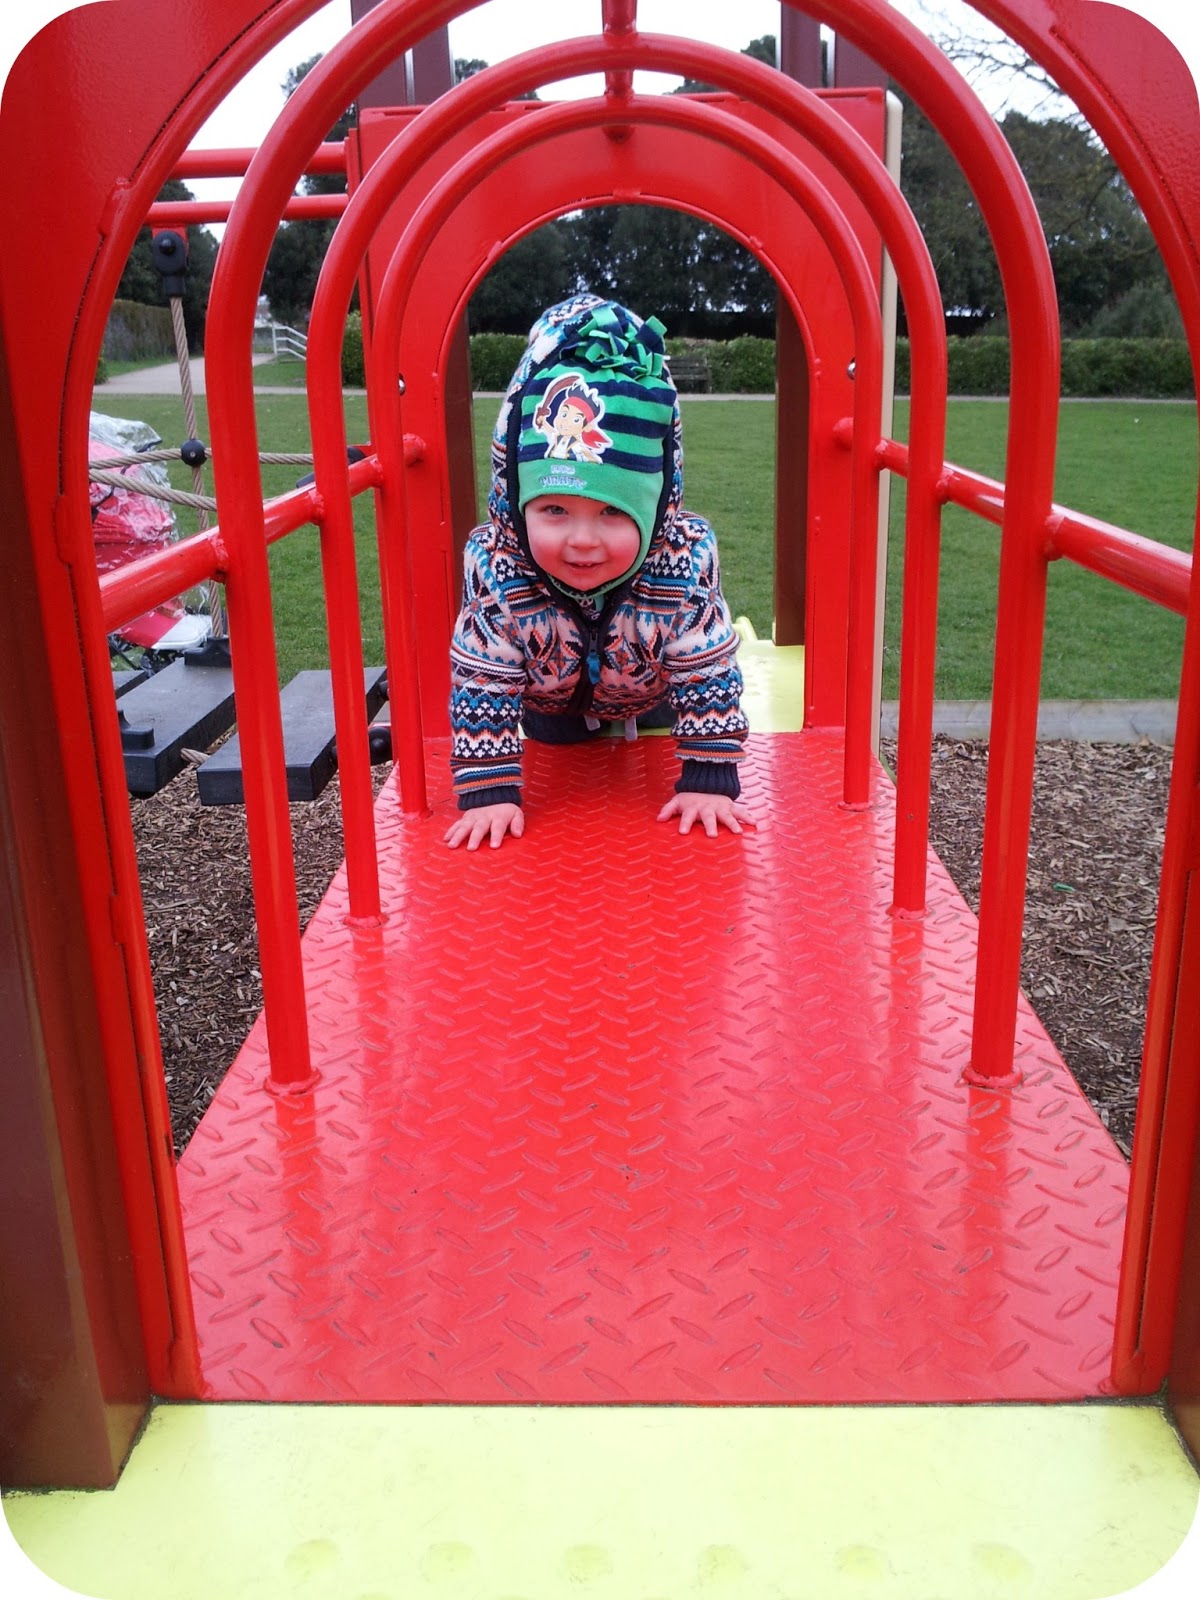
[5,1402,1198,1600]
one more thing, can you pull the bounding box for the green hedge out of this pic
[1061,339,1194,397]
[468,333,777,393]
[466,333,1193,399]
[707,336,775,393]
[893,336,1194,398]
[103,300,174,361]
[469,333,528,391]
[342,312,365,388]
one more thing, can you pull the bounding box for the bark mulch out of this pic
[135,738,1172,1157]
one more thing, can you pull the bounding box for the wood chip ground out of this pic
[135,739,1171,1157]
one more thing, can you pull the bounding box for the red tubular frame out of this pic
[9,0,1200,1420]
[149,196,348,225]
[290,23,946,821]
[787,4,1060,1074]
[98,459,385,633]
[867,437,1193,616]
[602,0,635,109]
[5,0,337,1406]
[305,65,895,820]
[207,0,959,1096]
[358,92,882,803]
[971,0,1200,1392]
[203,0,469,1090]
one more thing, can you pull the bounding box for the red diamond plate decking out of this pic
[176,731,1128,1403]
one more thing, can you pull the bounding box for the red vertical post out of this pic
[1158,880,1200,1437]
[603,0,638,107]
[351,3,478,595]
[294,6,384,924]
[773,302,809,648]
[0,352,150,1485]
[775,8,820,654]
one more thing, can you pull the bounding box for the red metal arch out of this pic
[310,99,884,822]
[358,108,872,740]
[211,25,951,1093]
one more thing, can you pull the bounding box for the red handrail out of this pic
[98,458,385,633]
[792,3,1061,1084]
[973,0,1200,1396]
[201,0,469,1091]
[867,435,1192,615]
[149,196,348,225]
[173,143,347,178]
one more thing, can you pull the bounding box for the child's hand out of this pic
[657,794,754,837]
[445,804,525,851]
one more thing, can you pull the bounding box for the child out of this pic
[445,295,750,851]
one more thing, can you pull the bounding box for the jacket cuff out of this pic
[675,760,741,800]
[458,785,522,813]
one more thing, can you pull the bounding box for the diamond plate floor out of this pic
[177,731,1129,1403]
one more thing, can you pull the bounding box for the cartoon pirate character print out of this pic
[533,373,613,463]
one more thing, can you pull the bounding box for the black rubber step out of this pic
[118,658,236,796]
[196,667,388,806]
[112,667,149,699]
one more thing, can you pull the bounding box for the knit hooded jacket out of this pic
[450,295,748,811]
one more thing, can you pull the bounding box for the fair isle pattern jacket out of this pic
[450,297,748,808]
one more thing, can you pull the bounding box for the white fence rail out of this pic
[253,321,308,362]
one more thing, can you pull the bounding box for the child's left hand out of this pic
[657,793,754,837]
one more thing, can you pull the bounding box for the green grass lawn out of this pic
[92,389,1195,699]
[246,358,310,388]
[98,357,180,378]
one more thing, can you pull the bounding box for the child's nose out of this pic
[567,517,604,547]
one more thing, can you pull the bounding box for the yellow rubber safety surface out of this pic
[4,1403,1198,1600]
[732,631,805,734]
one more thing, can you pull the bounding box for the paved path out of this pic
[882,699,1176,743]
[96,356,288,397]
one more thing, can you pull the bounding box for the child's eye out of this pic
[601,505,626,517]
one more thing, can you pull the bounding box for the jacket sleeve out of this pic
[449,536,527,809]
[663,521,748,795]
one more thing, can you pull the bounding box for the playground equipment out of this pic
[4,0,1200,1592]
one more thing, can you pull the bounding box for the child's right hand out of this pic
[444,803,525,851]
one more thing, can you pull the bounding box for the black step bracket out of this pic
[118,659,236,796]
[112,667,149,699]
[183,636,233,671]
[196,667,388,806]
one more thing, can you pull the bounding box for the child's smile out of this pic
[524,494,642,590]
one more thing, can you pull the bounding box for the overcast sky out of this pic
[4,3,1198,149]
[2,4,1200,242]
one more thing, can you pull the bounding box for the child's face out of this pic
[524,495,640,590]
[554,401,589,440]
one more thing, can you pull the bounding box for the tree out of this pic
[673,34,775,94]
[895,95,1171,335]
[468,223,576,332]
[557,205,774,338]
[262,56,355,326]
[1001,111,1167,334]
[911,0,1076,120]
[115,179,218,350]
[892,2,1175,336]
[896,98,1002,329]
